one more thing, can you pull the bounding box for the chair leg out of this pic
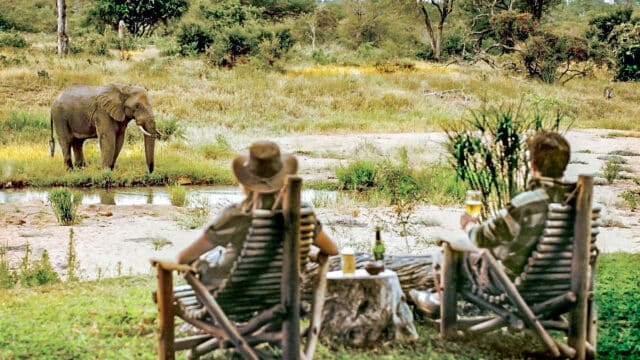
[304,254,330,360]
[441,243,459,339]
[156,266,175,360]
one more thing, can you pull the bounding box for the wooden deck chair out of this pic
[151,176,330,360]
[437,175,600,360]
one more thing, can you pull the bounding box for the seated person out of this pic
[177,141,339,286]
[409,130,572,317]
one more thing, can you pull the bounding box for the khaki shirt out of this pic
[201,203,321,283]
[469,177,571,278]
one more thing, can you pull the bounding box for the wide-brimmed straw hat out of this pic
[232,141,297,193]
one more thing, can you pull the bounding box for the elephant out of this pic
[50,83,161,173]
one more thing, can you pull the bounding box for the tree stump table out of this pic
[320,269,418,348]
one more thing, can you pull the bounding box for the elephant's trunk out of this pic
[144,134,155,173]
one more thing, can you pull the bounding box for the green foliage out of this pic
[587,6,634,43]
[18,246,60,288]
[597,253,640,358]
[603,160,622,183]
[179,0,297,68]
[336,159,378,192]
[176,23,214,56]
[66,228,80,282]
[620,188,640,210]
[612,23,640,81]
[167,183,187,207]
[522,32,606,84]
[336,156,465,207]
[47,188,81,226]
[251,0,316,20]
[0,243,18,289]
[88,0,189,37]
[0,32,28,48]
[177,196,212,229]
[444,104,568,216]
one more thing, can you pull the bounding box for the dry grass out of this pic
[2,35,640,139]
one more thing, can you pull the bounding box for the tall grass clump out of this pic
[198,134,235,160]
[66,228,80,282]
[444,104,570,217]
[603,160,622,183]
[48,188,81,225]
[18,243,60,287]
[167,183,187,207]
[0,243,18,289]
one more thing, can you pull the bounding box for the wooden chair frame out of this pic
[151,176,330,360]
[438,175,598,360]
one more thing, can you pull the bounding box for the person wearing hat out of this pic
[176,141,338,283]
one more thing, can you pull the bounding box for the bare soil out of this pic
[1,129,639,279]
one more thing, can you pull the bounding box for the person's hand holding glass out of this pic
[460,190,481,231]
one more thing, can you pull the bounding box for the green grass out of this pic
[0,253,636,359]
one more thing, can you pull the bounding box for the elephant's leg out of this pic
[99,131,117,170]
[60,139,73,170]
[113,131,126,167]
[71,138,86,168]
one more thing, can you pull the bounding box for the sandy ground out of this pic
[1,129,639,279]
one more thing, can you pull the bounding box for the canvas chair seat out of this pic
[437,175,600,360]
[151,176,329,360]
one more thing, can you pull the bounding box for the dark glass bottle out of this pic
[373,228,385,261]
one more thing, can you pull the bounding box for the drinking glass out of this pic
[465,190,482,218]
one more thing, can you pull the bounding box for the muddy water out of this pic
[0,186,336,206]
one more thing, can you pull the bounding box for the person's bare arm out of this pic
[313,229,339,256]
[176,233,215,264]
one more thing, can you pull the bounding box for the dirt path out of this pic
[1,129,639,279]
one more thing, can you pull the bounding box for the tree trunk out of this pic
[320,269,418,348]
[56,0,69,55]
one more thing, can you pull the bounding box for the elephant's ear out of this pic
[96,84,126,122]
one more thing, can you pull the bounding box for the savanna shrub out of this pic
[167,183,187,207]
[336,160,377,191]
[444,105,569,216]
[0,32,28,48]
[48,188,81,225]
[177,23,214,55]
[587,6,634,44]
[521,32,605,84]
[613,23,640,81]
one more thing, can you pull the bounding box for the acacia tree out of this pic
[89,0,189,37]
[56,0,69,55]
[416,0,455,61]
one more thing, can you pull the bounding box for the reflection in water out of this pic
[0,186,336,207]
[99,192,116,205]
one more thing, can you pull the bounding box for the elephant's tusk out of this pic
[139,125,154,137]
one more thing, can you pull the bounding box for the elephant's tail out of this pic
[49,114,55,157]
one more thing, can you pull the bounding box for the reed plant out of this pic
[48,188,81,225]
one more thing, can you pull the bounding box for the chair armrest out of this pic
[435,229,480,253]
[150,258,194,273]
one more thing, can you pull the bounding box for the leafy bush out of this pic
[176,23,214,56]
[612,23,640,81]
[87,0,189,37]
[18,247,60,288]
[444,104,569,216]
[620,188,640,210]
[48,188,81,225]
[603,160,622,183]
[336,159,378,191]
[0,32,28,48]
[521,32,606,84]
[587,6,634,43]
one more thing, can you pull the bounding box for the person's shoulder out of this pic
[510,189,549,208]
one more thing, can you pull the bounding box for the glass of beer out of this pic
[341,247,356,275]
[465,190,482,218]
